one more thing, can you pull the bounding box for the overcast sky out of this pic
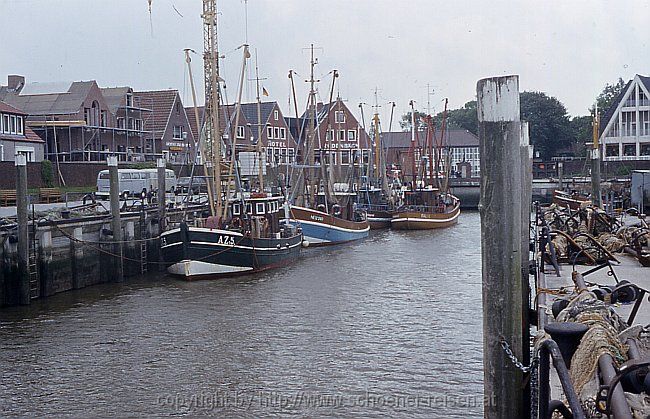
[1,0,649,128]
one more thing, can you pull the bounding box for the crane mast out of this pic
[202,0,222,217]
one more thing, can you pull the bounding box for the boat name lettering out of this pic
[217,235,236,246]
[310,215,324,222]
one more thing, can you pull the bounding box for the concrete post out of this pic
[477,75,524,419]
[108,156,123,281]
[16,155,30,305]
[558,161,564,190]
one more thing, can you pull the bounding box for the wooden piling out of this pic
[157,158,167,234]
[477,75,524,418]
[16,155,30,305]
[108,156,124,281]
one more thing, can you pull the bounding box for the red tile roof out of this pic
[135,90,179,139]
[0,100,26,115]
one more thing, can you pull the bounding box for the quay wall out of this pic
[0,206,200,307]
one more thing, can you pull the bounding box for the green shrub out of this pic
[41,159,54,187]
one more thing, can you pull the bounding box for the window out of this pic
[126,93,133,107]
[232,203,241,215]
[10,115,17,134]
[90,101,99,126]
[135,119,143,131]
[341,150,350,165]
[16,116,23,135]
[326,129,334,141]
[338,130,345,141]
[274,110,279,121]
[288,148,295,164]
[117,117,125,129]
[173,126,183,139]
[84,108,90,125]
[605,144,619,157]
[15,146,35,162]
[335,110,345,123]
[175,101,181,114]
[280,127,286,139]
[623,144,636,156]
[273,148,280,164]
[641,144,650,156]
[245,203,252,214]
[100,111,107,127]
[274,127,280,139]
[280,148,287,164]
[267,126,274,139]
[330,152,337,165]
[362,149,370,164]
[128,117,135,130]
[256,202,265,214]
[347,130,356,141]
[266,147,273,164]
[236,126,245,139]
[2,114,9,133]
[641,111,650,136]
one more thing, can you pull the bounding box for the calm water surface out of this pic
[0,212,483,418]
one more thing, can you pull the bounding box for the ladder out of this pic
[28,237,39,299]
[139,211,148,274]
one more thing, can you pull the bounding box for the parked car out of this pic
[176,176,210,194]
[96,168,177,197]
[141,168,178,193]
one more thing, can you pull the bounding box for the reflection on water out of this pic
[0,212,483,418]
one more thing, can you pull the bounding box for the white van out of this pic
[141,168,177,192]
[97,169,169,197]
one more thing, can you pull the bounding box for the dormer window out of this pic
[335,111,345,123]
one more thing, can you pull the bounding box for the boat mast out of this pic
[253,50,265,193]
[222,44,251,219]
[438,98,449,193]
[409,100,417,191]
[184,48,215,213]
[306,44,318,208]
[202,0,222,217]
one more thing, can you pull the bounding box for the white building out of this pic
[599,74,650,161]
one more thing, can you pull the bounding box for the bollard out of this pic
[108,156,124,281]
[477,75,524,419]
[16,155,30,305]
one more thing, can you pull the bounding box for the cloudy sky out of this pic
[1,0,649,127]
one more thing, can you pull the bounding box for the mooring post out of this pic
[157,158,167,272]
[16,154,30,305]
[477,75,524,418]
[558,161,564,191]
[157,158,166,234]
[108,156,123,281]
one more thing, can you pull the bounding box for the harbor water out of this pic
[0,212,483,418]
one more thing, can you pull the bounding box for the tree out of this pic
[520,91,572,160]
[431,100,478,135]
[568,115,593,156]
[399,110,428,132]
[593,78,626,113]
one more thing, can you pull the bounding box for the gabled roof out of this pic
[0,81,97,115]
[0,100,26,115]
[100,87,132,115]
[185,106,205,140]
[135,89,179,137]
[380,129,479,148]
[600,78,634,135]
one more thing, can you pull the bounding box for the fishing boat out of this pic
[286,47,369,245]
[552,189,591,210]
[357,93,400,229]
[161,196,302,279]
[391,99,461,230]
[161,9,301,279]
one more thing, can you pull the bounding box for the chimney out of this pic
[8,75,25,92]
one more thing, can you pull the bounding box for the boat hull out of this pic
[552,190,590,210]
[160,225,302,280]
[366,209,393,229]
[391,205,461,230]
[288,205,370,246]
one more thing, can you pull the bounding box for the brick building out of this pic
[0,101,45,162]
